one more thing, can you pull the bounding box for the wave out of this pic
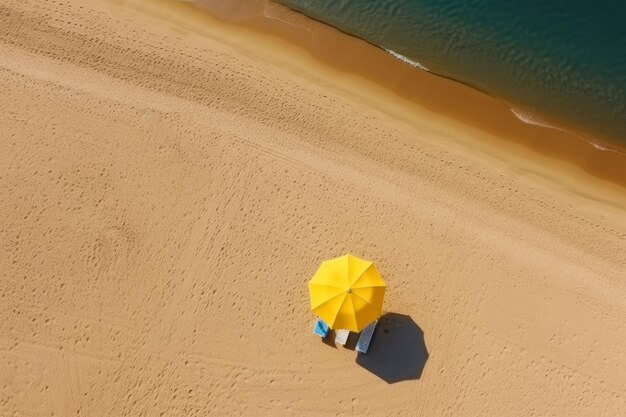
[510,108,625,154]
[263,1,312,37]
[510,108,556,129]
[384,49,430,72]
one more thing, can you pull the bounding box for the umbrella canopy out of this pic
[309,254,386,332]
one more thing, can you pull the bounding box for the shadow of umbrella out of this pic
[356,313,428,383]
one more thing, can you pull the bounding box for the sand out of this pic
[195,0,626,186]
[1,0,625,416]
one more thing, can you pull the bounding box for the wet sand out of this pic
[1,0,625,416]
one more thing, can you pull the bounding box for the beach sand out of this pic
[1,0,625,416]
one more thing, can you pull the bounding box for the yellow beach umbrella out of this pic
[309,254,386,332]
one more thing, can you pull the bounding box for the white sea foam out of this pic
[510,108,556,129]
[384,49,430,72]
[510,108,625,154]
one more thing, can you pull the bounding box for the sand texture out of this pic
[1,1,625,416]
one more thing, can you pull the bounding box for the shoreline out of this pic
[188,0,626,191]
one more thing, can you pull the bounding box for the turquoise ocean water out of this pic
[276,0,626,146]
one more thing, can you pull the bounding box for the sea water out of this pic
[276,0,626,145]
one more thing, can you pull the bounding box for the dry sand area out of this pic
[1,0,626,416]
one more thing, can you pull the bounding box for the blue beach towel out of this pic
[313,318,330,338]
